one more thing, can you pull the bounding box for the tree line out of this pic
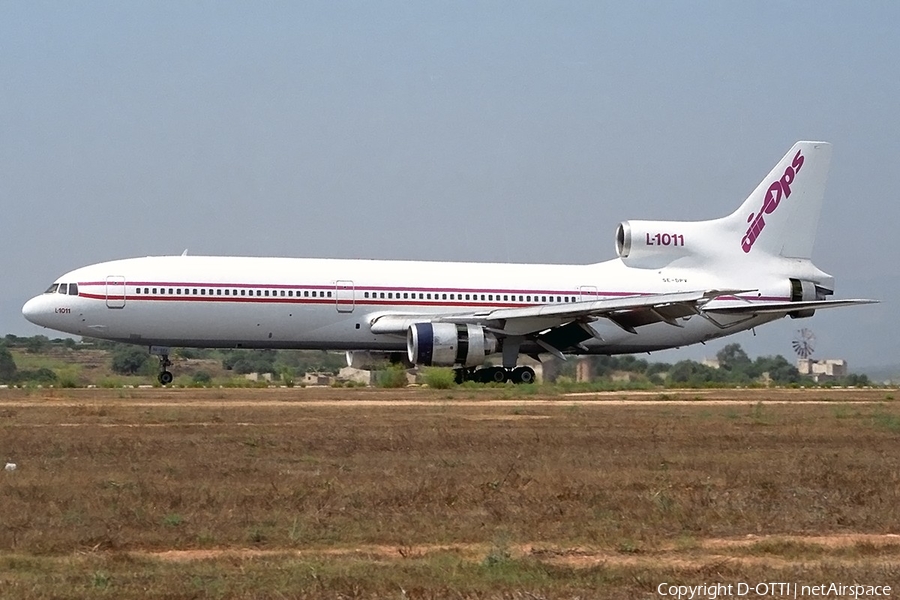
[0,335,871,387]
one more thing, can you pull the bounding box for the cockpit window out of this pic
[57,284,68,295]
[69,283,78,296]
[45,284,59,294]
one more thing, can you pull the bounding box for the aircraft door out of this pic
[579,285,598,303]
[106,276,126,309]
[335,280,354,313]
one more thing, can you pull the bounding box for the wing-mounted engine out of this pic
[407,323,499,367]
[615,220,699,269]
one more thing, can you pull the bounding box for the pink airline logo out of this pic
[741,150,805,253]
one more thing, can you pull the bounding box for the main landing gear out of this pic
[150,346,174,385]
[454,365,536,385]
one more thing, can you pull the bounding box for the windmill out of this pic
[792,328,816,359]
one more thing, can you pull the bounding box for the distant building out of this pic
[244,372,273,382]
[796,358,847,382]
[303,372,334,386]
[338,367,374,385]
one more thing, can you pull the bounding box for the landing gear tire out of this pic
[479,366,507,383]
[156,352,174,386]
[511,366,536,384]
[454,368,474,384]
[461,366,534,385]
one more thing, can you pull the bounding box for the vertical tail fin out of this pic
[725,141,832,259]
[614,141,833,269]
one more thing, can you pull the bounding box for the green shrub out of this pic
[422,367,456,389]
[16,367,58,385]
[110,346,150,375]
[0,346,16,383]
[376,367,409,388]
[191,371,213,386]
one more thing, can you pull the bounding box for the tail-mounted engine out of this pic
[789,278,830,319]
[407,323,499,367]
[615,220,697,269]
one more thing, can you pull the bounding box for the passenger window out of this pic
[224,289,229,296]
[442,294,447,300]
[541,296,546,302]
[256,290,261,296]
[304,291,309,297]
[135,288,141,294]
[450,294,455,300]
[364,292,369,298]
[288,291,293,297]
[193,289,198,295]
[403,293,408,299]
[465,294,470,300]
[280,290,285,297]
[380,292,385,299]
[216,289,221,295]
[264,290,269,297]
[312,291,317,297]
[201,289,206,295]
[327,291,332,298]
[241,290,246,296]
[153,288,158,294]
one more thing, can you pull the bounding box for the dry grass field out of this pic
[1,386,899,598]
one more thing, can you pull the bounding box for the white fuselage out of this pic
[22,254,794,355]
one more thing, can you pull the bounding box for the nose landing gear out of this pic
[150,346,174,385]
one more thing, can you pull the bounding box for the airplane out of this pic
[23,141,875,385]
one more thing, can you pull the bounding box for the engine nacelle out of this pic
[346,350,409,370]
[407,323,499,367]
[615,220,695,269]
[789,278,827,319]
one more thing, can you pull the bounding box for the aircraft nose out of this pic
[22,296,45,326]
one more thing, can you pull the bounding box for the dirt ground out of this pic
[1,385,899,598]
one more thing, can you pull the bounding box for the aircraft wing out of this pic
[369,289,744,339]
[702,298,878,315]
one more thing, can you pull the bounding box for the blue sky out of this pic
[2,2,897,368]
